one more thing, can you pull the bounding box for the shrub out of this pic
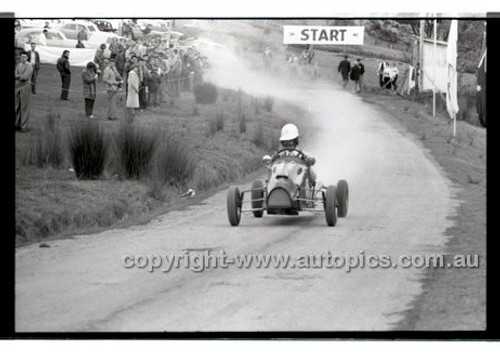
[153,134,194,186]
[115,124,159,179]
[68,119,109,180]
[27,107,65,168]
[252,121,265,147]
[207,111,224,136]
[262,95,274,112]
[239,113,247,133]
[251,96,261,114]
[193,82,218,104]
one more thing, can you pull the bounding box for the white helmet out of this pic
[280,124,299,141]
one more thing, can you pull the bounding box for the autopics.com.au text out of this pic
[121,250,481,273]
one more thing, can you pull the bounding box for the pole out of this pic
[419,20,425,91]
[433,18,437,117]
[453,115,456,137]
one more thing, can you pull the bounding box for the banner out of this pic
[446,20,459,119]
[283,26,364,45]
[25,44,96,67]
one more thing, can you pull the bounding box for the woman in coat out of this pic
[82,62,98,118]
[126,65,140,122]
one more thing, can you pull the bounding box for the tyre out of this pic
[251,180,264,218]
[336,179,349,218]
[324,185,337,226]
[227,186,242,226]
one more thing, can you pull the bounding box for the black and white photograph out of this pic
[9,8,492,340]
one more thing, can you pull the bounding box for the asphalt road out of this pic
[15,57,458,332]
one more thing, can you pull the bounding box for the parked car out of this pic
[15,28,84,48]
[57,21,101,40]
[57,21,119,49]
[91,19,117,33]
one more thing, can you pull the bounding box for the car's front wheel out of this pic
[336,180,349,218]
[324,185,337,226]
[227,186,242,226]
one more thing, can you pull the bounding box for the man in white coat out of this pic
[126,65,140,122]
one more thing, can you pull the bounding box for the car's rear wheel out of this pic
[251,180,264,218]
[227,186,242,226]
[325,185,337,226]
[336,180,349,218]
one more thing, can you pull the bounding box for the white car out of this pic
[57,21,117,48]
[15,28,83,49]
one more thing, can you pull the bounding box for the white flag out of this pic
[446,20,459,119]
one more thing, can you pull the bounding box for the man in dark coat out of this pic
[27,42,40,94]
[357,58,365,92]
[56,50,71,100]
[338,55,351,89]
[349,60,361,93]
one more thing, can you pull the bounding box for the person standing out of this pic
[126,65,140,122]
[77,28,88,43]
[377,61,388,88]
[357,58,365,92]
[389,63,399,92]
[15,51,33,132]
[103,58,122,120]
[338,55,351,89]
[94,44,107,82]
[148,65,161,110]
[349,60,361,93]
[82,62,98,118]
[138,57,151,111]
[56,50,71,100]
[27,43,40,94]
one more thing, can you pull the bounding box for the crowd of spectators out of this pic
[14,21,210,130]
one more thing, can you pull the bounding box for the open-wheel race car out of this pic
[227,149,349,226]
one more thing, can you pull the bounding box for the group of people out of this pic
[15,33,210,131]
[337,55,365,93]
[376,61,399,92]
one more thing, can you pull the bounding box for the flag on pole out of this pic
[446,20,459,119]
[476,49,486,127]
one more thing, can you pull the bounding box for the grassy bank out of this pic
[15,64,304,246]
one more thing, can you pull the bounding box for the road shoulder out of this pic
[361,92,486,330]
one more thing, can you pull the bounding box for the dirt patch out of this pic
[360,92,486,330]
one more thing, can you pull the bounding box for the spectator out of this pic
[56,50,71,100]
[126,65,140,122]
[307,47,315,64]
[138,57,151,111]
[349,59,361,93]
[43,21,51,30]
[377,61,388,88]
[103,58,122,120]
[358,58,365,91]
[27,43,40,94]
[15,51,33,132]
[389,63,399,91]
[94,44,107,82]
[148,65,161,110]
[82,62,98,118]
[338,55,351,89]
[382,64,392,92]
[77,28,88,43]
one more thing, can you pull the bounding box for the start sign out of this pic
[283,25,364,45]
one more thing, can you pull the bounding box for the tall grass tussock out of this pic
[68,119,109,179]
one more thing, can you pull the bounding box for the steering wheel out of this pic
[277,148,306,159]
